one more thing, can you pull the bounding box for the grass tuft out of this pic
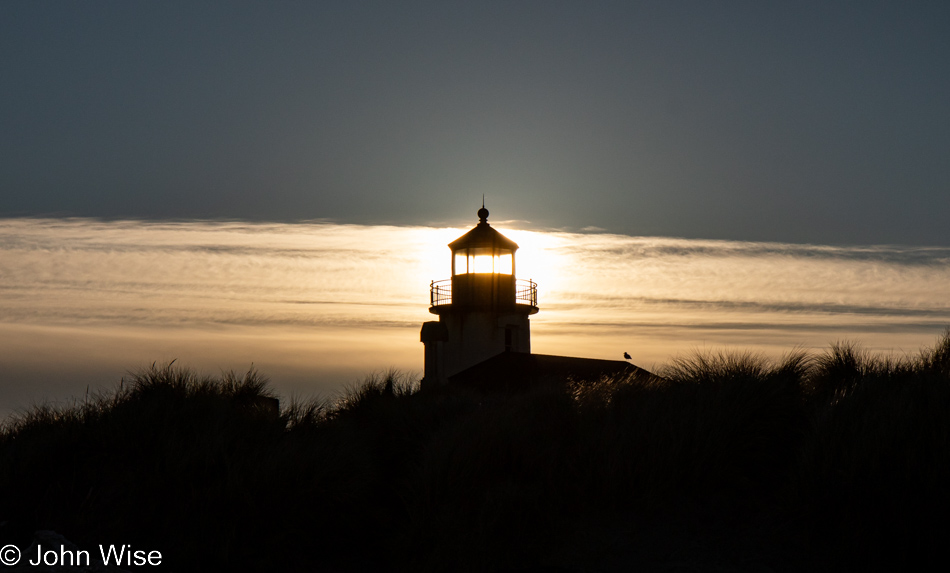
[2,333,950,571]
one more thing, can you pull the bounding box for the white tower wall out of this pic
[440,310,531,379]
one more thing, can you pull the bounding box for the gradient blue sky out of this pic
[2,1,949,245]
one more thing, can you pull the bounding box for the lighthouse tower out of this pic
[420,206,538,387]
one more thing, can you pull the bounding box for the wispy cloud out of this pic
[1,218,948,414]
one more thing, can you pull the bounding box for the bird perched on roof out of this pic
[623,352,631,360]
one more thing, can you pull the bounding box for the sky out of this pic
[2,2,949,414]
[2,1,949,245]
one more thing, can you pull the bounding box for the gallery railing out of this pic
[429,278,537,309]
[430,279,452,307]
[515,278,538,307]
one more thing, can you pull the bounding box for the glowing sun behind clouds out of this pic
[1,217,948,417]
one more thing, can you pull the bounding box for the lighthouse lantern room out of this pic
[421,206,538,387]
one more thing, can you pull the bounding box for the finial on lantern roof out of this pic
[477,196,489,223]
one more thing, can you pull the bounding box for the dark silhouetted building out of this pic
[421,206,650,389]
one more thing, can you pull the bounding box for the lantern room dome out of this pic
[448,208,519,252]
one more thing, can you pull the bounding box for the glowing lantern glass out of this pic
[453,248,513,275]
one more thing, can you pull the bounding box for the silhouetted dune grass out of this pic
[2,334,949,571]
[794,337,950,569]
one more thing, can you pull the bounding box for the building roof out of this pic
[448,207,519,252]
[448,352,657,392]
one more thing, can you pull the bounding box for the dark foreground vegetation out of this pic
[2,334,950,572]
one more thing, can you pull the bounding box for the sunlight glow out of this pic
[2,218,949,416]
[452,249,513,275]
[503,229,571,297]
[496,253,513,274]
[472,254,493,274]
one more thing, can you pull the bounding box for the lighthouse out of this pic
[421,206,649,390]
[420,205,538,387]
